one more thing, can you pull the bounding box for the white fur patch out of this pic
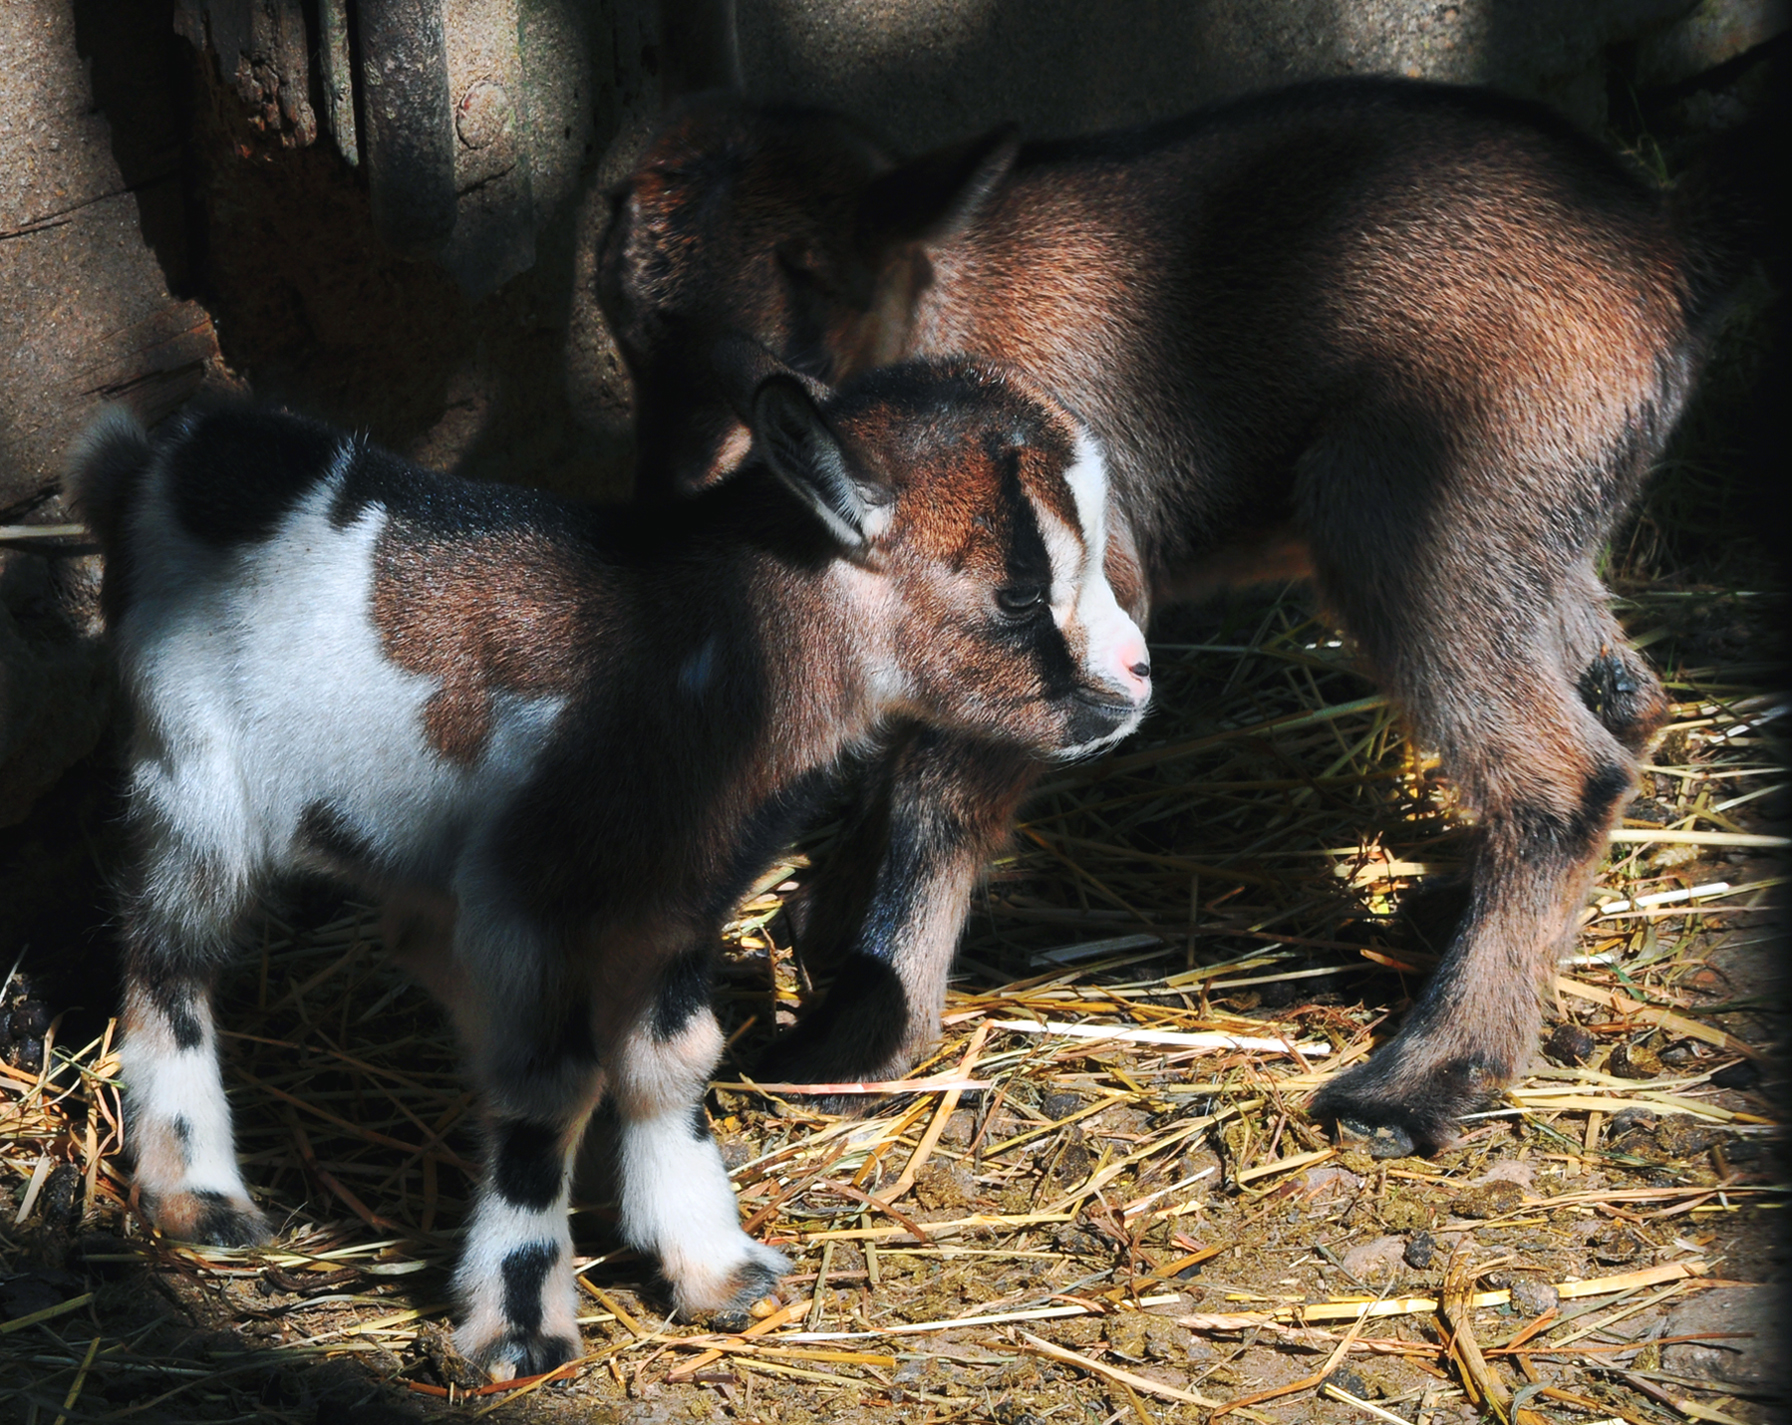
[127,1045,245,1194]
[618,1106,789,1314]
[1031,431,1149,751]
[1060,431,1147,694]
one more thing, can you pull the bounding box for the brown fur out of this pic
[371,526,592,764]
[598,78,1746,1153]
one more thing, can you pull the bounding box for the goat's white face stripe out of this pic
[1035,431,1149,704]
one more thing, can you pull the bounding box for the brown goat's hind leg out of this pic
[1310,574,1649,1155]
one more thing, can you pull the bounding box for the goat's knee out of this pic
[1578,644,1668,755]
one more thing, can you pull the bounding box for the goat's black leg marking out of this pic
[651,946,714,1042]
[452,939,603,1382]
[491,1119,568,1213]
[763,727,1037,1103]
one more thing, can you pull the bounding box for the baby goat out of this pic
[71,355,1149,1378]
[597,78,1758,1155]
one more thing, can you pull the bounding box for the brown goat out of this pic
[597,78,1755,1155]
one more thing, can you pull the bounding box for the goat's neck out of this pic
[612,543,899,842]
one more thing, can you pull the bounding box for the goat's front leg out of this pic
[608,950,789,1319]
[763,727,1038,1105]
[450,947,604,1381]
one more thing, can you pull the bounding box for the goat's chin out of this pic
[1049,715,1146,764]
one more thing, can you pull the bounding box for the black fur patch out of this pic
[757,952,910,1098]
[652,949,714,1042]
[691,1102,711,1141]
[296,801,377,871]
[167,995,202,1051]
[189,1188,267,1247]
[1569,761,1634,848]
[138,973,206,1052]
[171,1115,192,1162]
[491,1120,565,1212]
[996,451,1078,701]
[859,797,932,957]
[166,408,342,548]
[500,1241,557,1336]
[1577,648,1639,720]
[328,437,586,540]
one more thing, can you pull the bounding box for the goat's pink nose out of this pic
[1115,639,1151,699]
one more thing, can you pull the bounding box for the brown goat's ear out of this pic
[752,375,886,552]
[712,335,793,424]
[858,124,1020,251]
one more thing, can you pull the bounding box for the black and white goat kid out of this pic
[70,356,1150,1378]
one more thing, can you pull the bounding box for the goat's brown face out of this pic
[756,361,1151,759]
[601,97,1016,494]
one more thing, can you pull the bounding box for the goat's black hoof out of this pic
[1310,1048,1512,1160]
[1333,1117,1417,1159]
[145,1188,274,1248]
[469,1330,580,1383]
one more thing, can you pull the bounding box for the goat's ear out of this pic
[752,374,886,552]
[712,334,792,424]
[858,124,1020,250]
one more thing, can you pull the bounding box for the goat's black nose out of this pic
[1129,660,1151,681]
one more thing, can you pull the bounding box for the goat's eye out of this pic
[996,585,1047,617]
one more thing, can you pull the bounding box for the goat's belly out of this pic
[1149,523,1314,607]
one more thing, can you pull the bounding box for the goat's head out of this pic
[746,352,1149,759]
[600,94,1016,494]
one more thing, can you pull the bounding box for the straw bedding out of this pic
[0,304,1782,1425]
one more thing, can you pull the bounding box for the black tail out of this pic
[1668,101,1784,335]
[65,407,154,560]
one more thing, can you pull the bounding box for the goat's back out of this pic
[908,84,1705,571]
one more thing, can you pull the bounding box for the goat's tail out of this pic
[65,406,155,559]
[1667,102,1783,340]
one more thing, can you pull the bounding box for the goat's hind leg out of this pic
[610,952,788,1320]
[119,842,269,1246]
[1308,552,1647,1154]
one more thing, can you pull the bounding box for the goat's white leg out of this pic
[119,834,268,1246]
[610,983,788,1319]
[447,915,604,1380]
